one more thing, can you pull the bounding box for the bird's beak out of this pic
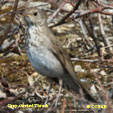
[18,10,34,27]
[24,16,34,27]
[18,10,33,27]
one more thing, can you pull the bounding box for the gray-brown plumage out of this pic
[23,7,96,102]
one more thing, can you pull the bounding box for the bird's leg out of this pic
[44,80,53,105]
[55,79,63,107]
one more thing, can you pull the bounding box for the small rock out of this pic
[100,70,107,76]
[80,78,87,82]
[0,90,6,98]
[31,72,38,76]
[18,110,24,113]
[0,17,6,22]
[74,65,85,72]
[27,74,34,87]
[77,37,82,41]
[90,69,100,73]
[1,3,12,10]
[62,3,73,11]
[90,85,97,95]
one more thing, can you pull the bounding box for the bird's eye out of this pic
[33,12,37,16]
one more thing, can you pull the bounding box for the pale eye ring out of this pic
[33,12,37,16]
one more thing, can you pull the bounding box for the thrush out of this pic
[23,7,96,103]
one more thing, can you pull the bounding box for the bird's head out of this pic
[23,8,47,27]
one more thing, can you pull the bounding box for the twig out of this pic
[83,19,101,58]
[71,58,99,62]
[93,72,112,113]
[74,8,113,19]
[50,0,82,28]
[98,13,113,54]
[0,93,25,107]
[0,40,15,53]
[48,2,66,23]
[0,0,19,45]
[61,99,66,113]
[79,19,94,49]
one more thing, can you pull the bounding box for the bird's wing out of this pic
[48,34,97,102]
[48,34,81,84]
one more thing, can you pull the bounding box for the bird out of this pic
[22,7,96,103]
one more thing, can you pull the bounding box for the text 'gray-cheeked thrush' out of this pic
[23,8,96,103]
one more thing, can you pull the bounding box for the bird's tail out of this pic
[62,74,96,102]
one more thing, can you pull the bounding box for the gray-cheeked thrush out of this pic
[23,8,96,102]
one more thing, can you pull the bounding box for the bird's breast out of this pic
[26,26,64,78]
[26,46,64,78]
